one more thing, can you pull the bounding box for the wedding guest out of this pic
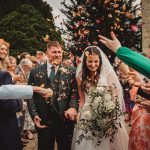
[19,52,31,60]
[17,58,32,84]
[0,71,22,150]
[5,56,23,84]
[114,60,135,121]
[99,32,150,78]
[29,56,38,68]
[16,58,34,141]
[5,56,16,75]
[36,50,46,65]
[0,39,53,150]
[5,56,25,144]
[0,40,23,150]
[123,72,150,150]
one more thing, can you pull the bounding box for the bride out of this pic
[72,46,129,150]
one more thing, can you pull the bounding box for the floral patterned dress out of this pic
[23,100,35,131]
[17,70,35,131]
[129,103,150,150]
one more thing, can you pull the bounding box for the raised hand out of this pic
[13,74,24,82]
[98,32,121,53]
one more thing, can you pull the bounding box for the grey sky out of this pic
[44,0,70,28]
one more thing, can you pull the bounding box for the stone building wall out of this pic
[142,0,150,53]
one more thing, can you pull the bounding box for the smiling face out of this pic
[6,58,17,71]
[0,44,8,60]
[81,46,102,92]
[46,46,63,65]
[86,55,100,73]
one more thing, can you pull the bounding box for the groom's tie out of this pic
[49,66,56,81]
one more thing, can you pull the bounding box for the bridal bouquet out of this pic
[76,85,122,146]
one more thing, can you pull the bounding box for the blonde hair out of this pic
[0,39,10,48]
[0,39,10,69]
[47,41,62,49]
[5,56,16,69]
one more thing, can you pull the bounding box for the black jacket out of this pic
[0,70,22,114]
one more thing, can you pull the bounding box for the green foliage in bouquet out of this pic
[76,85,123,146]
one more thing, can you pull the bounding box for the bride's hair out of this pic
[81,46,102,92]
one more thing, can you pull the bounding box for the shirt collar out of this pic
[47,62,59,70]
[47,62,52,70]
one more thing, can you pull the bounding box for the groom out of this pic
[28,41,79,150]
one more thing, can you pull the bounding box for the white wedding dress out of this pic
[72,46,129,150]
[71,78,129,150]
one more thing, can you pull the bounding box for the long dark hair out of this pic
[81,46,102,92]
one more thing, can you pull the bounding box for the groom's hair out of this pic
[47,41,62,49]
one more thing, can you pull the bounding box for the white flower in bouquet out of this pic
[105,101,116,112]
[96,86,105,92]
[86,96,92,103]
[82,110,92,121]
[104,93,112,101]
[82,103,91,111]
[92,97,100,108]
[76,85,122,146]
[94,96,101,103]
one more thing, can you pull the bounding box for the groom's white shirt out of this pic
[0,85,33,99]
[47,62,58,76]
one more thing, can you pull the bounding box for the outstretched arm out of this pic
[0,85,33,99]
[99,32,150,78]
[0,85,53,100]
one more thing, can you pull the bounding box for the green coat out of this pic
[116,46,150,78]
[28,63,79,125]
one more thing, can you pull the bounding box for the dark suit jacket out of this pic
[28,63,79,125]
[0,70,22,150]
[0,71,22,114]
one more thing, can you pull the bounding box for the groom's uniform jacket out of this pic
[28,63,79,125]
